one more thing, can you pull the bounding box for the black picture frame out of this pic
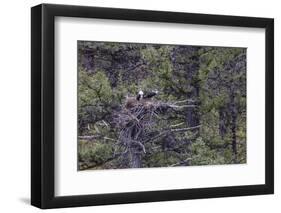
[31,3,274,209]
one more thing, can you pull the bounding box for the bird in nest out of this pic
[125,89,159,109]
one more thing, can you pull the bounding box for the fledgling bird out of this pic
[143,90,158,99]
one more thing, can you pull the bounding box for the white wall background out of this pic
[0,0,279,212]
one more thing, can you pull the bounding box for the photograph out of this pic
[77,41,247,170]
[29,2,274,209]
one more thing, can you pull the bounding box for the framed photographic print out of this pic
[31,4,274,209]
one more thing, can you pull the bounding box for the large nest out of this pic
[112,98,199,168]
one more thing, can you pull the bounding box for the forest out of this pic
[77,41,246,170]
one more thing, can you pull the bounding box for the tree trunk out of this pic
[129,125,142,168]
[129,149,142,168]
[170,46,201,128]
[219,107,227,139]
[230,95,237,163]
[185,53,200,128]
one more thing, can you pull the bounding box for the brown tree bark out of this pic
[230,94,237,163]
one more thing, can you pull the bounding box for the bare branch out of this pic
[167,104,197,108]
[170,122,185,128]
[169,158,192,167]
[132,141,146,153]
[172,99,196,104]
[78,135,117,142]
[111,98,202,168]
[171,125,201,133]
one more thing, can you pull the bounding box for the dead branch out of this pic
[172,99,197,104]
[144,125,201,144]
[171,125,201,133]
[169,158,192,167]
[170,122,185,128]
[103,98,201,168]
[78,135,117,142]
[132,140,146,153]
[168,104,197,108]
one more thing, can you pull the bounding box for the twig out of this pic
[169,158,192,167]
[171,125,201,133]
[78,135,117,142]
[144,125,201,144]
[102,120,109,128]
[132,141,146,153]
[172,99,196,104]
[170,122,185,128]
[168,104,197,108]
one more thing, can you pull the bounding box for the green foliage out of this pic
[78,140,113,166]
[191,137,227,165]
[77,41,247,170]
[79,69,113,107]
[144,152,180,167]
